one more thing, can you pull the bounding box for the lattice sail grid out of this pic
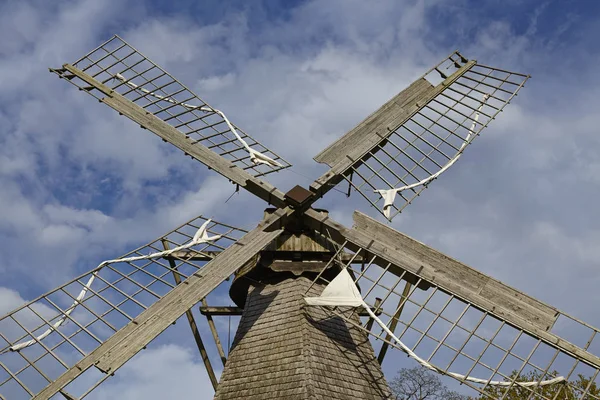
[344,56,529,220]
[52,35,291,177]
[0,216,246,399]
[306,244,600,400]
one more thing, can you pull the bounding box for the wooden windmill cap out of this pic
[229,208,340,308]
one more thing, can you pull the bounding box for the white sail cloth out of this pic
[114,74,282,167]
[9,220,221,352]
[375,93,491,219]
[305,268,565,387]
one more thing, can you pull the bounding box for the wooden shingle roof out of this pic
[214,275,392,399]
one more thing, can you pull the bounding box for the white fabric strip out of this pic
[375,93,490,219]
[9,220,221,352]
[305,269,565,387]
[114,74,282,167]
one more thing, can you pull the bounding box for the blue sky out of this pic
[1,0,600,398]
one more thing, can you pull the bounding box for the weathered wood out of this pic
[62,64,287,208]
[164,250,219,261]
[303,209,600,370]
[165,246,362,262]
[213,276,391,399]
[350,212,557,329]
[310,61,476,198]
[33,208,291,400]
[377,281,412,364]
[200,306,244,316]
[365,298,382,331]
[314,77,433,167]
[161,239,218,390]
[199,306,381,317]
[201,298,227,366]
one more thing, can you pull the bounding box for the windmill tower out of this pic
[1,35,600,400]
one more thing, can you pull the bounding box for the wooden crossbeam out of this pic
[165,249,363,263]
[199,306,382,317]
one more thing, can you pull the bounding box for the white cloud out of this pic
[91,345,215,400]
[0,287,30,315]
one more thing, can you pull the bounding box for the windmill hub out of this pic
[284,184,315,209]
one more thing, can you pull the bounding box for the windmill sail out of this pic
[304,210,600,400]
[51,35,291,206]
[0,215,261,399]
[311,51,529,220]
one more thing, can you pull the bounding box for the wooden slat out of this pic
[314,77,433,167]
[303,209,600,370]
[200,306,244,316]
[33,208,291,400]
[310,61,476,198]
[164,250,220,261]
[350,212,557,329]
[62,64,287,208]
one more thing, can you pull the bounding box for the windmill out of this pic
[1,34,599,400]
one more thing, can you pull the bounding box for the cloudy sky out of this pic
[1,0,600,398]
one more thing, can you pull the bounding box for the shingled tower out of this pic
[214,210,392,399]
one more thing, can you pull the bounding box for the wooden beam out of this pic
[165,250,363,263]
[33,208,291,400]
[303,208,600,370]
[310,61,476,198]
[350,211,557,330]
[377,282,411,365]
[58,391,77,400]
[200,306,243,316]
[62,64,287,209]
[365,298,382,331]
[164,250,219,261]
[201,299,228,367]
[199,306,382,317]
[161,239,219,390]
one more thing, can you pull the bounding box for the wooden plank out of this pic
[377,282,412,364]
[161,240,218,390]
[201,299,228,366]
[198,306,379,317]
[200,306,243,316]
[310,61,476,198]
[164,250,220,261]
[303,209,600,370]
[62,64,287,208]
[314,77,433,167]
[33,208,291,400]
[350,212,557,329]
